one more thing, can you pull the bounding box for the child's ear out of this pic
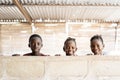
[103,44,105,48]
[63,46,65,51]
[41,43,43,47]
[28,44,30,47]
[76,48,78,51]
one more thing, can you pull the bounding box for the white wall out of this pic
[0,56,120,80]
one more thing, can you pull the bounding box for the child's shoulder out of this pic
[39,53,50,56]
[23,53,33,56]
[23,53,50,56]
[12,54,20,56]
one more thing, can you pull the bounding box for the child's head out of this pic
[28,34,43,54]
[63,37,77,56]
[90,35,104,55]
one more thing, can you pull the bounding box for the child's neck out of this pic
[32,52,40,56]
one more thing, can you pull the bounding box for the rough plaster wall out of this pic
[0,56,120,80]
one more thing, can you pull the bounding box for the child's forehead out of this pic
[66,40,76,44]
[92,39,102,42]
[30,37,42,41]
[91,39,103,44]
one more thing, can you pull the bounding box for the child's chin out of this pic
[34,50,39,53]
[66,53,73,56]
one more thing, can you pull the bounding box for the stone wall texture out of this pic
[0,56,120,80]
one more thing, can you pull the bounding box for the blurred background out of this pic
[0,0,120,56]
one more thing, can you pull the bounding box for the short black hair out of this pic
[64,37,76,46]
[90,35,104,44]
[29,34,42,42]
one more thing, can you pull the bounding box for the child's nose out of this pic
[34,43,38,47]
[69,47,72,50]
[94,46,98,49]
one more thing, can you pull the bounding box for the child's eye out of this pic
[31,43,35,45]
[91,45,95,48]
[66,47,69,49]
[37,43,40,45]
[97,45,100,48]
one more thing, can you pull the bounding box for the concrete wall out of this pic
[0,56,120,80]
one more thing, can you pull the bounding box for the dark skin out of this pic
[90,39,104,55]
[64,40,77,56]
[23,36,49,56]
[28,37,43,56]
[55,39,77,56]
[12,54,20,56]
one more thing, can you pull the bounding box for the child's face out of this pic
[64,41,77,56]
[29,37,42,53]
[90,39,104,55]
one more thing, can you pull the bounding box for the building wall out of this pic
[0,23,119,55]
[0,56,120,80]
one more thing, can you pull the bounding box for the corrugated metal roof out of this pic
[0,6,25,20]
[1,0,120,23]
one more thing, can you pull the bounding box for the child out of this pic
[12,54,20,56]
[55,37,77,56]
[23,34,47,56]
[63,37,77,56]
[90,35,105,55]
